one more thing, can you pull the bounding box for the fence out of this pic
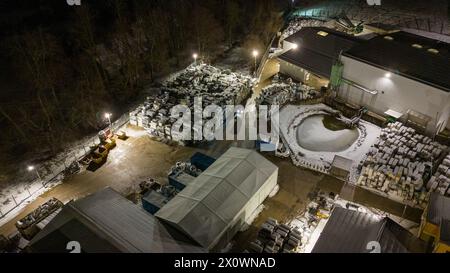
[0,113,130,220]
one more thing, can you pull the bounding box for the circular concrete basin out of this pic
[296,114,359,152]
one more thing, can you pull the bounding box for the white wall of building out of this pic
[279,58,307,82]
[339,55,450,133]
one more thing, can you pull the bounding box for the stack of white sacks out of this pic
[357,122,447,206]
[427,154,450,197]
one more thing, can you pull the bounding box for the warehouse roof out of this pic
[426,192,450,225]
[279,27,361,78]
[312,207,421,253]
[343,31,450,92]
[156,147,278,250]
[29,187,204,253]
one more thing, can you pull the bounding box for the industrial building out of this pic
[419,193,450,252]
[28,188,205,253]
[312,207,425,253]
[278,27,361,88]
[279,27,450,134]
[156,147,279,251]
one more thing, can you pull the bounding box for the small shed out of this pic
[330,155,353,179]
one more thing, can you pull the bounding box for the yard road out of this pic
[0,126,199,237]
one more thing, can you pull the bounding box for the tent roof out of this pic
[29,187,204,253]
[156,147,278,249]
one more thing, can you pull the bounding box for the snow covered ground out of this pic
[296,114,359,152]
[278,104,381,179]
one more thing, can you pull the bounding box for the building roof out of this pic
[29,187,204,253]
[440,219,450,245]
[312,207,421,253]
[279,27,362,78]
[156,147,278,250]
[343,31,450,92]
[426,192,450,225]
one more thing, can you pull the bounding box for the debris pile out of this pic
[15,198,63,231]
[357,122,447,205]
[426,154,450,197]
[281,19,329,42]
[168,162,202,177]
[255,81,318,106]
[163,64,253,105]
[130,64,254,143]
[247,218,302,253]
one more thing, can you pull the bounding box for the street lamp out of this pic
[252,50,259,76]
[104,112,112,131]
[193,53,198,65]
[27,165,42,181]
[384,72,391,78]
[292,43,298,50]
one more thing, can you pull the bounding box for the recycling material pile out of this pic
[168,162,202,177]
[357,122,448,206]
[130,64,254,143]
[247,218,303,253]
[255,81,318,107]
[426,154,450,197]
[163,64,253,106]
[15,198,63,230]
[280,19,332,43]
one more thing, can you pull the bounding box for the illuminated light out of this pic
[384,36,394,40]
[193,53,198,59]
[104,113,112,119]
[27,166,35,171]
[411,44,423,49]
[252,50,258,57]
[428,48,439,54]
[292,43,298,49]
[317,31,329,37]
[384,72,391,78]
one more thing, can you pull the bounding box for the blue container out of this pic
[142,191,170,214]
[190,152,216,171]
[168,172,196,191]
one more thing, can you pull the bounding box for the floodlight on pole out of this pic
[193,53,198,65]
[252,50,259,76]
[27,165,42,182]
[104,112,112,131]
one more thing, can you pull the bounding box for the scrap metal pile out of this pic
[15,198,63,231]
[426,154,450,197]
[357,122,447,206]
[247,218,302,253]
[168,162,202,177]
[255,81,318,107]
[130,64,254,143]
[280,18,330,42]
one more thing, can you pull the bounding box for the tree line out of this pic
[0,0,284,173]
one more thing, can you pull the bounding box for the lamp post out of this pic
[252,50,259,77]
[193,53,198,66]
[105,112,112,131]
[28,165,42,186]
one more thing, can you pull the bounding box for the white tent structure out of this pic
[156,147,279,251]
